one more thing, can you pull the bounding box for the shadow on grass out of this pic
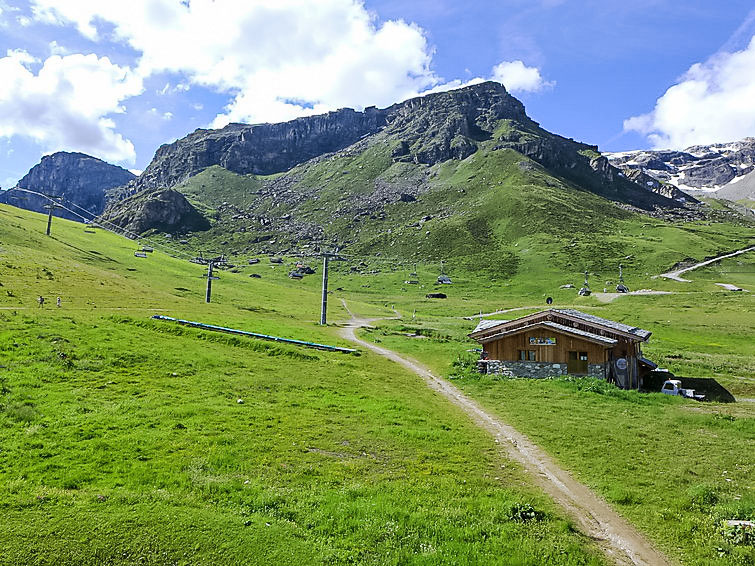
[644,372,736,403]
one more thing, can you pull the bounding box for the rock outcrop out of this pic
[0,152,136,221]
[132,82,532,192]
[134,108,389,191]
[384,81,528,164]
[100,189,210,235]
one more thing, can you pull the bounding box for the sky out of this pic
[1,0,755,190]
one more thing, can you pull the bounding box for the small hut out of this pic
[470,309,656,390]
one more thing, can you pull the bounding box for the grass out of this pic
[2,196,753,565]
[349,279,755,565]
[0,204,606,565]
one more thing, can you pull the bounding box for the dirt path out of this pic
[339,300,671,566]
[659,245,755,282]
[460,305,545,320]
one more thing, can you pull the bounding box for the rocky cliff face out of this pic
[0,152,135,221]
[106,82,685,236]
[100,189,210,235]
[607,138,755,196]
[134,108,389,191]
[384,81,529,164]
[133,82,532,193]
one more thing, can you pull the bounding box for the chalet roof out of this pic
[469,308,651,342]
[638,356,658,369]
[553,309,651,340]
[478,321,618,346]
[472,319,510,333]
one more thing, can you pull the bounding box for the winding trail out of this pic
[659,245,755,282]
[338,299,671,566]
[460,305,545,320]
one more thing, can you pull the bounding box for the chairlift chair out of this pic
[437,260,452,284]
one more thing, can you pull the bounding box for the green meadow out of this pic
[0,204,605,565]
[1,202,753,565]
[346,256,755,565]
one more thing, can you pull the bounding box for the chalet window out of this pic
[519,350,536,361]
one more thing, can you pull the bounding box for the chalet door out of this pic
[568,351,588,375]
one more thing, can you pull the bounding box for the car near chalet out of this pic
[469,309,656,389]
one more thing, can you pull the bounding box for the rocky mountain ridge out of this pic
[607,138,755,199]
[0,152,136,221]
[103,82,684,236]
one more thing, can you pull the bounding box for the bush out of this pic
[687,484,718,509]
[509,503,544,523]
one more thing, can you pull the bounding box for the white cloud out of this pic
[30,0,439,126]
[491,60,553,93]
[624,35,755,149]
[148,108,173,121]
[48,41,71,56]
[0,50,143,163]
[413,60,552,98]
[22,0,553,150]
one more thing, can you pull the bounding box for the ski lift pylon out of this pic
[616,264,629,293]
[578,270,591,296]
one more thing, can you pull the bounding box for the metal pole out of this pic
[320,255,330,325]
[206,262,213,303]
[46,206,54,236]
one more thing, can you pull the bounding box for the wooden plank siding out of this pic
[485,329,607,364]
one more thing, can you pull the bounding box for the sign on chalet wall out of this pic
[529,337,557,345]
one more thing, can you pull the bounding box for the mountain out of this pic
[0,152,136,221]
[102,82,693,249]
[607,138,755,199]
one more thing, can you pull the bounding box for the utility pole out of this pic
[320,255,329,325]
[43,195,63,236]
[204,260,221,303]
[320,251,347,325]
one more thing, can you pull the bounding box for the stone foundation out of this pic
[479,360,607,379]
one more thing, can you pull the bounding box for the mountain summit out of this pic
[128,82,530,193]
[104,82,682,235]
[608,138,755,202]
[0,152,135,221]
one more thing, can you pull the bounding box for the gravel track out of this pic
[338,300,672,566]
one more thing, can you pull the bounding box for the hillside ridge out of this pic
[0,151,135,221]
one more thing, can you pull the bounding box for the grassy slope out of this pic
[340,254,755,565]
[172,138,753,294]
[0,204,605,565]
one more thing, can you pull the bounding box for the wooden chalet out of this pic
[469,309,656,390]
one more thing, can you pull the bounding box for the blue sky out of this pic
[1,0,755,189]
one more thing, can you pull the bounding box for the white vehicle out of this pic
[661,379,705,401]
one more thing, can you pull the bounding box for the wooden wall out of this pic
[485,329,609,364]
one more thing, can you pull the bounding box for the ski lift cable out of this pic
[20,186,197,260]
[4,187,196,261]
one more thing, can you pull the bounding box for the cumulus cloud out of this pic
[415,60,552,101]
[491,60,553,93]
[0,50,143,162]
[31,0,439,126]
[624,35,755,149]
[19,0,552,152]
